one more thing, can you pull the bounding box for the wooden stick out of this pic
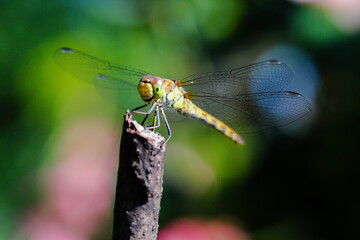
[112,111,166,240]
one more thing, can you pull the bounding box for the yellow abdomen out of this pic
[177,98,244,145]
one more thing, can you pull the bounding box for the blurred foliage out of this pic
[1,0,360,239]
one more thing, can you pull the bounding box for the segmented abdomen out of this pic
[177,98,244,145]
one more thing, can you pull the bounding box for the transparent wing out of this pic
[163,107,187,122]
[189,91,311,133]
[54,47,149,109]
[181,60,294,95]
[181,61,310,133]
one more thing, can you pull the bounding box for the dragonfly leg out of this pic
[140,114,150,126]
[151,107,158,129]
[145,106,160,130]
[161,108,171,143]
[131,102,157,126]
[131,102,156,115]
[153,112,157,126]
[130,103,149,113]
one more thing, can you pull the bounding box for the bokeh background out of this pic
[1,0,359,239]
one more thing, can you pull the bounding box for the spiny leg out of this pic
[161,108,171,143]
[145,106,160,130]
[154,109,157,126]
[130,103,149,113]
[150,107,157,131]
[130,103,169,145]
[131,102,157,126]
[140,114,150,126]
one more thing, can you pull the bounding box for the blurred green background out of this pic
[1,0,359,239]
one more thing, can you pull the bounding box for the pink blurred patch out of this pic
[23,211,84,240]
[21,118,119,240]
[158,219,250,240]
[290,0,360,32]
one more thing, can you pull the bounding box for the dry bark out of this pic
[112,111,166,240]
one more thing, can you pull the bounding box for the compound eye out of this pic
[138,80,153,101]
[142,78,150,83]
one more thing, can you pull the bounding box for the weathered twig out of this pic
[112,111,166,240]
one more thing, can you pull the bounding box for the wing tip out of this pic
[286,91,301,96]
[59,47,74,53]
[267,59,282,65]
[96,74,106,80]
[54,47,74,62]
[286,91,313,112]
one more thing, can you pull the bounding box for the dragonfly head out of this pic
[138,75,165,102]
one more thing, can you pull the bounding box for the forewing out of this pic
[188,91,311,133]
[93,75,145,110]
[54,47,149,109]
[181,60,294,96]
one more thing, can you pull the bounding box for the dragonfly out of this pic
[54,47,311,145]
